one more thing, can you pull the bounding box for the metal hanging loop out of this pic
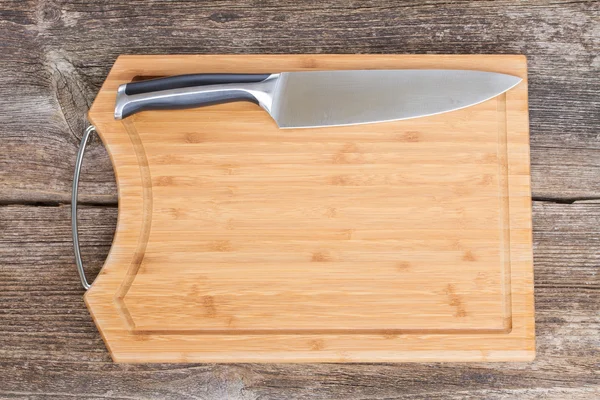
[71,125,98,290]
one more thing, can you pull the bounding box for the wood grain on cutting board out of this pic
[86,55,534,363]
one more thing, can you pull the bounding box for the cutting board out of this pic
[86,55,534,363]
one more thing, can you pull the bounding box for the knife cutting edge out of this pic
[114,70,521,128]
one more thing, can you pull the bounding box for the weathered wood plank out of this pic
[1,0,599,397]
[0,0,598,203]
[531,148,600,201]
[0,203,597,397]
[533,200,600,288]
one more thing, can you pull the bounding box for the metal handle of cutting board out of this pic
[71,125,97,290]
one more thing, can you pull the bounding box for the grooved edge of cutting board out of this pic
[86,55,534,363]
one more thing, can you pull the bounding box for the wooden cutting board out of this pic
[87,55,534,363]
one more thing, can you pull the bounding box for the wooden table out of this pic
[1,1,598,398]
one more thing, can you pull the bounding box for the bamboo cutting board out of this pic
[86,55,534,363]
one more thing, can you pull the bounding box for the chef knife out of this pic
[114,70,521,128]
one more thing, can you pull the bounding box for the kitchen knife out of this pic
[114,70,521,128]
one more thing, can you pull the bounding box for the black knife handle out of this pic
[114,75,279,120]
[124,73,271,95]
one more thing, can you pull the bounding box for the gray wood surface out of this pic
[0,0,598,398]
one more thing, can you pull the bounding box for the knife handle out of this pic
[124,73,271,95]
[114,74,279,120]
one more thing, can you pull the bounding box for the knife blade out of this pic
[114,70,521,128]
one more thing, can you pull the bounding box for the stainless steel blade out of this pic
[269,70,521,128]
